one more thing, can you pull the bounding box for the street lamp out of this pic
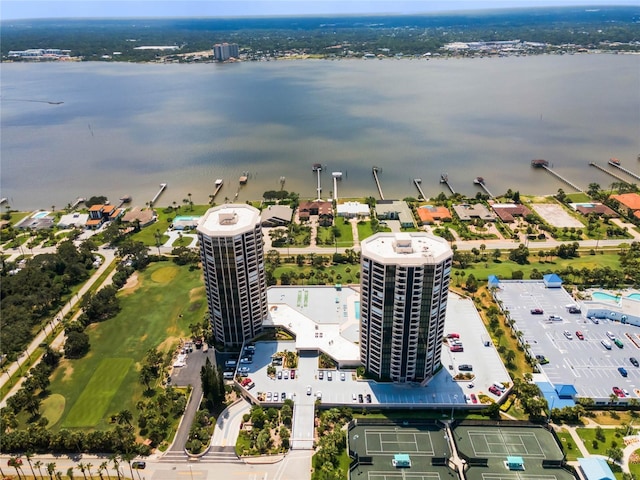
[189,465,193,480]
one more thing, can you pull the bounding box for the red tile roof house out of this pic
[491,203,532,223]
[574,204,618,218]
[610,193,640,219]
[417,205,452,225]
[86,204,124,229]
[298,200,334,226]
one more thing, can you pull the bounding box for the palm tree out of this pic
[8,457,23,479]
[34,460,44,480]
[25,452,37,479]
[46,462,56,480]
[109,454,121,480]
[97,462,108,480]
[116,409,133,427]
[67,467,75,480]
[77,463,87,480]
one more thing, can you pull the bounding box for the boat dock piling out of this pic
[372,167,385,200]
[589,162,630,185]
[440,173,455,195]
[474,177,494,198]
[151,183,167,206]
[538,165,583,192]
[607,158,640,182]
[332,172,342,202]
[413,178,426,200]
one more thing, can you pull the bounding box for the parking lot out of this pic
[494,281,640,403]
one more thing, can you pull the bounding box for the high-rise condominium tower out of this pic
[197,204,267,346]
[359,232,453,383]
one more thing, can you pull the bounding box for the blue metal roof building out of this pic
[578,457,615,480]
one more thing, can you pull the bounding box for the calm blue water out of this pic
[355,301,361,320]
[627,294,640,301]
[32,211,50,219]
[2,55,639,210]
[173,216,201,222]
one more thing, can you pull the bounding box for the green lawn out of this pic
[45,262,206,431]
[455,251,621,281]
[555,429,580,461]
[317,217,354,248]
[575,427,626,456]
[130,204,211,246]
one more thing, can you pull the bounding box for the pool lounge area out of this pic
[585,289,640,327]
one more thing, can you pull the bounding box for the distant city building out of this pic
[8,48,71,60]
[213,43,239,62]
[359,233,453,383]
[197,204,268,346]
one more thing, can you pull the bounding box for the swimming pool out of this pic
[355,301,360,320]
[592,292,621,302]
[628,293,640,301]
[32,211,50,219]
[174,216,200,222]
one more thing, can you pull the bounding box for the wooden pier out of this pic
[532,161,583,192]
[440,173,455,195]
[608,158,640,182]
[313,164,323,201]
[473,177,494,198]
[151,183,167,206]
[413,178,426,200]
[210,179,224,203]
[372,166,385,200]
[69,197,86,210]
[332,172,342,202]
[589,162,630,185]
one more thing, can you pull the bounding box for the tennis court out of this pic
[454,425,564,462]
[349,423,454,480]
[481,473,562,480]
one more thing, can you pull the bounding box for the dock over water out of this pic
[151,183,167,206]
[372,167,384,200]
[589,162,630,185]
[413,179,426,200]
[440,173,455,195]
[474,177,494,198]
[608,158,640,182]
[531,160,582,192]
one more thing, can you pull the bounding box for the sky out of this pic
[2,0,638,20]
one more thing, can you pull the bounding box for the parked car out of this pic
[132,462,146,470]
[358,394,364,403]
[488,386,501,396]
[613,386,625,398]
[267,392,272,400]
[277,370,282,379]
[316,391,322,400]
[447,332,460,339]
[614,338,624,348]
[458,364,473,371]
[290,369,296,379]
[281,392,286,400]
[272,391,278,402]
[470,393,478,404]
[352,393,357,402]
[327,371,333,381]
[631,357,639,367]
[535,355,549,365]
[548,315,563,322]
[601,340,612,350]
[530,308,544,315]
[306,385,312,395]
[618,367,628,377]
[318,370,324,380]
[341,372,346,381]
[607,331,616,340]
[450,345,463,352]
[563,330,573,340]
[568,306,581,314]
[575,331,584,340]
[284,370,289,380]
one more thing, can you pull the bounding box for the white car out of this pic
[266,392,272,400]
[316,391,322,399]
[306,385,312,395]
[563,330,573,340]
[352,393,357,402]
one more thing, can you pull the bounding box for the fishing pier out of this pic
[332,172,342,202]
[210,179,224,203]
[372,166,385,200]
[531,159,583,192]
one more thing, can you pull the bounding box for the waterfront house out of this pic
[298,200,333,226]
[417,205,451,225]
[260,205,293,227]
[375,200,415,228]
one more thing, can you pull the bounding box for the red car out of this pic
[488,385,502,396]
[290,369,295,379]
[575,331,584,340]
[613,387,625,398]
[470,393,478,404]
[447,333,460,339]
[450,345,463,352]
[530,308,544,315]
